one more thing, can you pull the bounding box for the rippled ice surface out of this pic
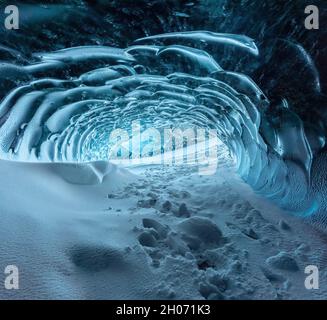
[0,28,323,214]
[0,0,326,300]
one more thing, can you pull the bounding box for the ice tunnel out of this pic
[0,31,324,217]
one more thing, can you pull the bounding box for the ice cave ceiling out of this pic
[0,0,326,221]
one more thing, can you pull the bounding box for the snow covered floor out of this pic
[0,154,327,300]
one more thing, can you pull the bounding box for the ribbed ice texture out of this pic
[0,31,319,212]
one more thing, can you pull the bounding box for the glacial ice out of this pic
[0,32,322,215]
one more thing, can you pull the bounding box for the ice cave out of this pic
[0,0,326,300]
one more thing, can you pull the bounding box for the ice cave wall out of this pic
[0,0,326,222]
